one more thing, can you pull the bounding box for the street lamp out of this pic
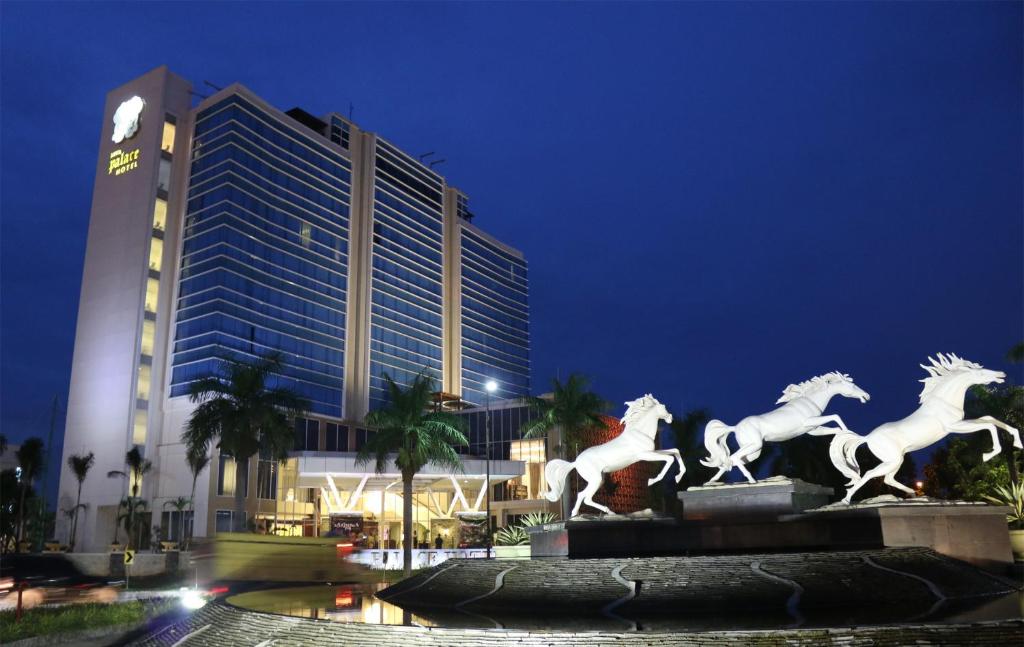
[484,380,497,558]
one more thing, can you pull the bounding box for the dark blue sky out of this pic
[2,2,1021,493]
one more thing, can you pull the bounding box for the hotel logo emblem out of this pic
[111,95,145,144]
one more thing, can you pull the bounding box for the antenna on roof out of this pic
[418,152,435,162]
[188,90,209,100]
[429,159,446,169]
[349,102,354,121]
[203,80,223,92]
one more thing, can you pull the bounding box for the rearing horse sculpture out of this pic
[831,353,1021,504]
[542,394,681,517]
[702,372,871,484]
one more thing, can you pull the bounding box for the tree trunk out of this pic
[112,502,121,544]
[16,483,27,545]
[1005,445,1019,486]
[233,458,247,532]
[188,476,198,551]
[402,471,414,577]
[71,482,82,551]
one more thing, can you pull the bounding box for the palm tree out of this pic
[519,374,609,459]
[66,452,95,551]
[185,449,211,549]
[116,497,149,549]
[182,352,309,532]
[107,447,152,548]
[1007,342,1024,364]
[15,438,44,547]
[519,374,608,519]
[357,372,467,576]
[163,497,190,547]
[61,504,86,546]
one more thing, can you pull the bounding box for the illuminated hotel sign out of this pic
[108,96,145,177]
[109,148,140,175]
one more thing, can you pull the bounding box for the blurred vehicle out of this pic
[0,554,120,610]
[192,533,370,585]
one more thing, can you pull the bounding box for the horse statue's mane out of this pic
[918,353,983,403]
[776,371,852,404]
[620,394,659,426]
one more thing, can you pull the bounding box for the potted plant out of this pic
[493,512,559,559]
[983,481,1024,560]
[493,525,530,559]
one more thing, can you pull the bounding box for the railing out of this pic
[349,547,492,570]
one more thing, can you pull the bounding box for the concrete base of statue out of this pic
[799,495,1015,572]
[527,509,677,559]
[679,476,833,521]
[527,484,1014,574]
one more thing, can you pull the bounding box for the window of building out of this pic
[158,157,171,193]
[132,408,147,445]
[161,510,193,542]
[148,237,163,272]
[145,277,160,314]
[161,119,176,155]
[140,319,155,357]
[293,418,320,451]
[218,454,248,497]
[354,428,369,451]
[215,510,246,533]
[152,198,167,232]
[324,423,348,452]
[509,438,545,463]
[300,222,312,248]
[256,459,277,500]
[136,363,151,402]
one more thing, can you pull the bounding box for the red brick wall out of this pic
[580,414,654,513]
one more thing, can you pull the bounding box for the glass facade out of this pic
[368,139,445,410]
[170,95,352,417]
[460,227,530,405]
[456,403,547,502]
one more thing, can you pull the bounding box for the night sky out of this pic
[2,2,1021,500]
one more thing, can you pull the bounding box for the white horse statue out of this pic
[831,353,1022,504]
[702,372,871,484]
[542,394,682,517]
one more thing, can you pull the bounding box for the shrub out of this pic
[983,481,1024,530]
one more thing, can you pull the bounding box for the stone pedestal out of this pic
[796,498,1015,572]
[528,490,1014,573]
[678,477,833,521]
[528,511,676,559]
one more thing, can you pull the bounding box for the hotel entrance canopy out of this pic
[292,452,526,516]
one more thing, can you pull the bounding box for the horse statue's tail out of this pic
[700,420,734,468]
[829,430,866,485]
[542,459,576,502]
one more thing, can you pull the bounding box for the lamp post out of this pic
[484,380,497,558]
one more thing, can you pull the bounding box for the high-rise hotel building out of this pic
[58,67,543,551]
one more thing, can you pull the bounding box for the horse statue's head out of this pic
[918,353,1005,404]
[776,371,869,405]
[621,393,672,439]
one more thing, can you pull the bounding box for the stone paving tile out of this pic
[127,601,1023,646]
